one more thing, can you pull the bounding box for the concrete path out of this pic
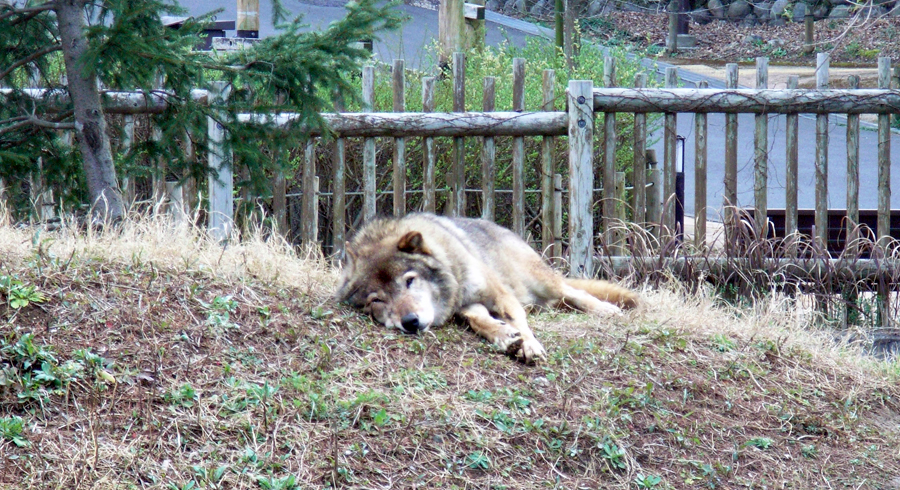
[182,1,900,217]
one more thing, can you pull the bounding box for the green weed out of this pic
[0,415,28,447]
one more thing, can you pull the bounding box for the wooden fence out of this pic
[9,53,900,282]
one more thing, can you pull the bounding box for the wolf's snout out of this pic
[400,313,421,334]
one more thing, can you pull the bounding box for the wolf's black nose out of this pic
[400,314,420,334]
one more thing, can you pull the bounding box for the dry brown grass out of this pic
[1,215,898,489]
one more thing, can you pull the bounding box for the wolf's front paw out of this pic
[517,338,546,363]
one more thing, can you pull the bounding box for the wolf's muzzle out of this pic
[400,313,422,334]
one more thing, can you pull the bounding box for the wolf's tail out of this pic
[564,279,639,309]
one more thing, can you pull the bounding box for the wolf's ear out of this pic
[398,231,429,255]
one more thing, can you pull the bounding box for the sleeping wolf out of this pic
[336,213,638,363]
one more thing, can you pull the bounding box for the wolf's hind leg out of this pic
[557,283,622,316]
[460,304,546,362]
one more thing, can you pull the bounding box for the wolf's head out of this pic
[336,229,459,334]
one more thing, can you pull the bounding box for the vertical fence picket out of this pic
[451,52,466,216]
[512,57,526,236]
[646,149,661,235]
[785,75,799,242]
[815,53,829,247]
[273,167,287,235]
[392,59,406,216]
[846,75,860,253]
[695,80,708,251]
[754,57,768,237]
[541,69,556,256]
[332,94,346,259]
[568,80,594,277]
[663,67,678,238]
[482,76,496,221]
[724,63,739,252]
[603,57,620,254]
[301,140,318,245]
[877,57,892,248]
[422,77,436,214]
[632,73,647,225]
[362,65,376,221]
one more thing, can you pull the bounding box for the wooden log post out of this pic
[666,11,677,55]
[152,73,166,211]
[815,53,829,248]
[754,57,768,238]
[482,76,496,221]
[422,77,437,214]
[877,57,892,250]
[207,81,234,243]
[512,57,526,236]
[632,73,648,226]
[846,74,860,254]
[663,67,679,239]
[603,57,621,255]
[393,59,407,217]
[568,80,595,278]
[785,75,799,244]
[614,171,626,233]
[332,94,347,259]
[724,63,739,254]
[541,69,556,256]
[273,166,287,235]
[463,1,486,52]
[362,65,376,221]
[301,140,317,245]
[439,0,464,66]
[695,80,708,251]
[451,52,466,217]
[803,13,814,54]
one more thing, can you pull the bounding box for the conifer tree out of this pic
[0,0,401,222]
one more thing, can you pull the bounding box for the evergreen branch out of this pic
[0,2,57,23]
[0,43,63,81]
[0,114,73,136]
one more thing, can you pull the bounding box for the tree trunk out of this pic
[56,0,125,223]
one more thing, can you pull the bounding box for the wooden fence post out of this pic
[754,57,768,238]
[482,76,496,221]
[301,140,318,245]
[663,67,678,238]
[646,149,661,237]
[332,93,347,259]
[694,80,708,251]
[541,69,556,255]
[207,81,233,243]
[785,75,799,244]
[152,73,166,211]
[846,74,860,253]
[393,59,406,217]
[422,77,437,214]
[724,63,739,254]
[877,57,892,249]
[166,180,186,227]
[512,57,526,236]
[603,56,620,255]
[567,80,594,278]
[815,52,829,248]
[451,52,466,217]
[362,65,377,221]
[632,73,647,226]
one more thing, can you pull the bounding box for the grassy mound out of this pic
[1,218,898,489]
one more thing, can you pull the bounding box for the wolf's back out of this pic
[564,279,639,309]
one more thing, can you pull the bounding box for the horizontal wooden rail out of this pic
[238,111,568,137]
[597,256,900,282]
[2,88,210,114]
[592,88,900,114]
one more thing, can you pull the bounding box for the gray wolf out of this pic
[336,213,638,362]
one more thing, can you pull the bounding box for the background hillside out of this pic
[0,218,899,489]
